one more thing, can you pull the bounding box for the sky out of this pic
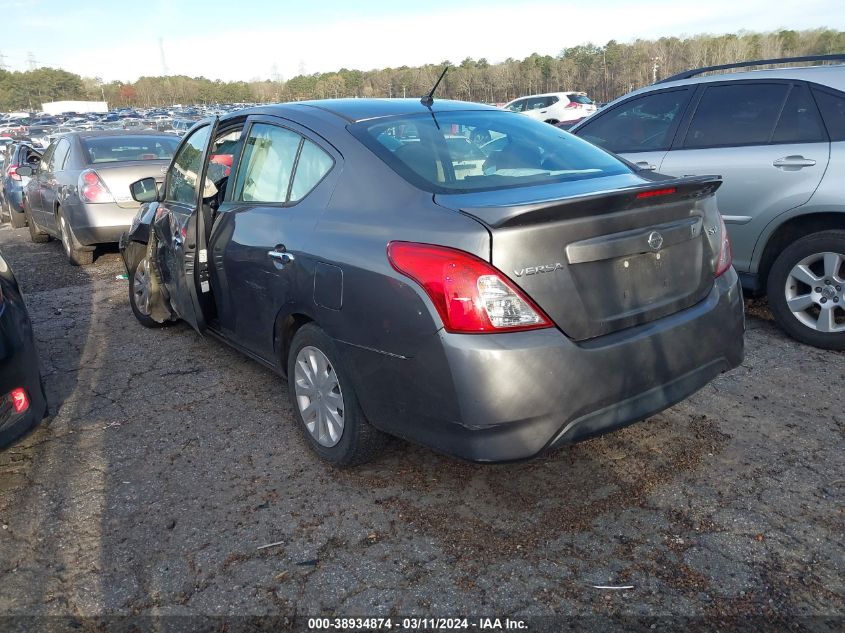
[0,0,844,82]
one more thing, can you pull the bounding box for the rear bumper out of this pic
[0,299,48,447]
[64,201,139,246]
[341,269,745,462]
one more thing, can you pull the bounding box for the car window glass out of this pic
[289,139,333,202]
[577,89,689,153]
[771,84,826,144]
[203,128,243,197]
[166,125,211,204]
[507,100,524,113]
[812,88,845,142]
[526,97,547,111]
[684,83,789,148]
[83,135,178,164]
[234,123,301,203]
[52,139,71,171]
[356,110,629,193]
[38,144,56,171]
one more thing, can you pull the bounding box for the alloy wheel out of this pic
[133,258,152,316]
[293,346,344,447]
[784,251,845,333]
[59,215,71,255]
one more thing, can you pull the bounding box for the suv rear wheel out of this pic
[767,230,845,350]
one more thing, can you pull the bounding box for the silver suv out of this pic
[571,55,845,350]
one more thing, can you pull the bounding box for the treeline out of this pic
[1,29,843,111]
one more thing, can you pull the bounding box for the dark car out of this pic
[120,99,744,466]
[1,143,41,228]
[18,131,179,265]
[0,248,48,448]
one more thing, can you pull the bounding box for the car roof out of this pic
[65,130,175,139]
[621,64,845,101]
[222,98,500,124]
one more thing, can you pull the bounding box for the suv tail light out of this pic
[715,213,732,277]
[10,388,29,414]
[79,169,115,203]
[565,102,580,108]
[7,165,21,181]
[387,242,553,333]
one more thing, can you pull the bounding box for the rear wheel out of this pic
[287,324,388,466]
[57,208,93,266]
[25,205,49,243]
[767,230,845,350]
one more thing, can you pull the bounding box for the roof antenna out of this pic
[420,65,449,108]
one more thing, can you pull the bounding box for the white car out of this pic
[503,92,598,125]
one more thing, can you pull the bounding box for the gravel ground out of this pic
[0,223,842,631]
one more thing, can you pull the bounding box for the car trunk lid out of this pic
[89,160,169,209]
[435,174,724,341]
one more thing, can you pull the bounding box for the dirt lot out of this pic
[0,223,842,631]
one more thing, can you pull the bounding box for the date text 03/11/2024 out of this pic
[307,617,529,630]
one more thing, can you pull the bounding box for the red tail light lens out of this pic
[387,242,552,333]
[79,169,114,203]
[7,165,21,181]
[11,388,29,414]
[714,213,732,277]
[636,187,676,199]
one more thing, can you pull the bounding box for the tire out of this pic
[287,323,388,466]
[10,209,27,229]
[57,208,93,266]
[767,230,845,350]
[25,205,49,243]
[128,253,170,328]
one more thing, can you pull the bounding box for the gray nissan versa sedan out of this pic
[119,99,744,465]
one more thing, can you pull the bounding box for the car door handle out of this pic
[635,161,657,171]
[267,250,294,264]
[773,155,816,169]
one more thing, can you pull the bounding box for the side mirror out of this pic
[130,177,160,203]
[16,165,33,177]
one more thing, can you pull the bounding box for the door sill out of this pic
[205,325,283,376]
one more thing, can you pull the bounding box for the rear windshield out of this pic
[568,94,593,104]
[351,110,628,193]
[82,135,179,164]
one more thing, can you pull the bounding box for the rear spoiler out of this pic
[459,176,722,229]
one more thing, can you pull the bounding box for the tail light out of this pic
[636,187,676,199]
[7,165,21,181]
[10,388,29,414]
[565,102,580,108]
[387,242,552,333]
[78,169,115,203]
[714,213,732,277]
